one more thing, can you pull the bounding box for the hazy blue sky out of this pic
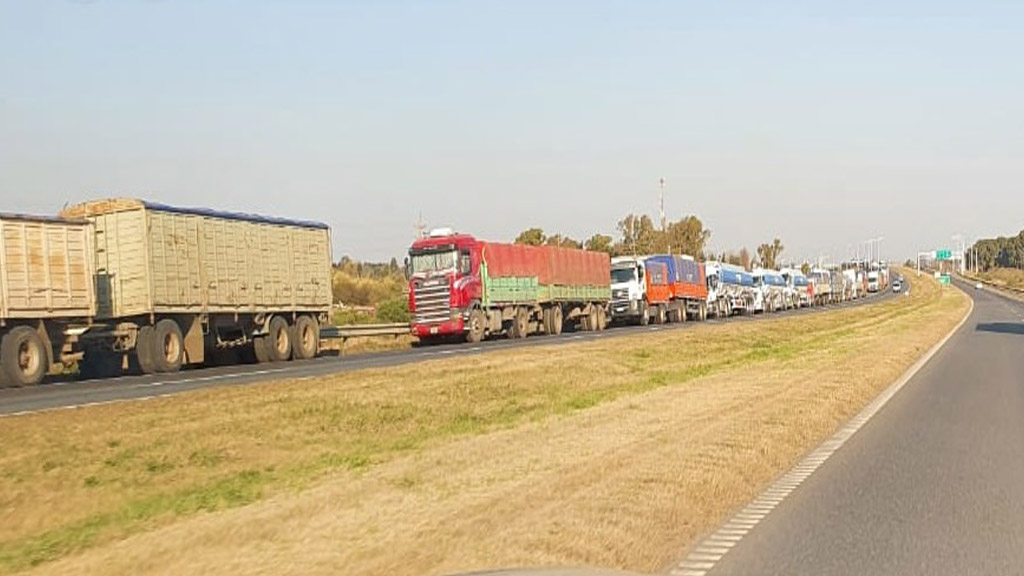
[1,1,1022,263]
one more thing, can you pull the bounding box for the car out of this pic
[892,281,902,293]
[976,282,983,290]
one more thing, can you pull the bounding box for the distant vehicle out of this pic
[892,281,902,293]
[975,282,983,290]
[867,270,880,293]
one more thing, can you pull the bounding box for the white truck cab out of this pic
[610,256,649,325]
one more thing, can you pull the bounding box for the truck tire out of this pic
[152,319,184,373]
[0,326,48,387]
[466,308,486,343]
[653,305,666,325]
[699,302,707,322]
[510,307,529,339]
[291,316,320,360]
[551,306,563,335]
[136,325,157,375]
[252,336,271,363]
[597,306,607,331]
[639,302,650,326]
[264,316,292,361]
[541,307,553,335]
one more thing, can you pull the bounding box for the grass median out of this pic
[0,270,968,575]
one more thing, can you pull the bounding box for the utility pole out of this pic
[658,177,667,233]
[415,212,426,239]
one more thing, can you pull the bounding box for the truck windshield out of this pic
[410,249,457,275]
[610,268,636,284]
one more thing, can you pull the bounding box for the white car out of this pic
[975,282,983,290]
[892,281,902,293]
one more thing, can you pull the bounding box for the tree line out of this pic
[972,230,1024,271]
[515,213,790,271]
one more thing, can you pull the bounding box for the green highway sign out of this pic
[936,250,952,260]
[939,274,951,286]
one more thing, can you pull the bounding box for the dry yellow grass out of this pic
[0,269,966,575]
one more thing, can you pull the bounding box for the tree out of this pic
[725,252,742,266]
[584,233,614,254]
[615,213,658,255]
[514,227,546,246]
[756,238,785,270]
[739,247,752,271]
[800,262,811,276]
[545,234,582,249]
[662,215,712,257]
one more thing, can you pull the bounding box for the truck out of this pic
[809,268,833,306]
[867,270,880,293]
[752,268,786,313]
[705,261,755,317]
[610,255,651,325]
[779,268,812,308]
[0,213,95,386]
[644,254,708,323]
[407,229,610,343]
[60,198,333,377]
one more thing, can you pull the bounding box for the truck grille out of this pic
[612,288,629,301]
[414,280,452,324]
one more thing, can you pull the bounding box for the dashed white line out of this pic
[670,295,975,575]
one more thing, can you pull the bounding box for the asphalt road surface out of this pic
[699,279,1024,575]
[0,289,894,416]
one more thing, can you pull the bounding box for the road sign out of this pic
[939,274,951,286]
[936,250,952,260]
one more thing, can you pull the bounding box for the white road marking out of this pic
[670,295,976,575]
[670,570,706,576]
[686,554,724,562]
[695,547,731,555]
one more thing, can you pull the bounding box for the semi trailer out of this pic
[62,198,332,378]
[705,261,755,317]
[2,199,333,386]
[0,214,95,386]
[644,254,708,323]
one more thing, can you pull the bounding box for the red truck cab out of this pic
[407,232,482,339]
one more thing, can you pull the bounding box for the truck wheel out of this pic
[264,316,292,361]
[466,308,486,343]
[152,319,184,373]
[639,302,650,326]
[510,307,529,339]
[292,316,320,360]
[551,306,563,335]
[0,327,48,387]
[653,305,665,325]
[699,302,707,322]
[136,325,157,374]
[252,336,271,362]
[597,306,607,331]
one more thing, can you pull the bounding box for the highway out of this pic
[0,290,893,416]
[680,279,1024,576]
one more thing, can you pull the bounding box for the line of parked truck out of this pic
[406,229,890,342]
[0,199,888,387]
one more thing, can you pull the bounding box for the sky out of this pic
[1,0,1022,264]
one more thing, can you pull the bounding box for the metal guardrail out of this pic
[960,273,1024,296]
[320,323,410,340]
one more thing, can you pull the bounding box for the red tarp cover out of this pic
[481,242,610,286]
